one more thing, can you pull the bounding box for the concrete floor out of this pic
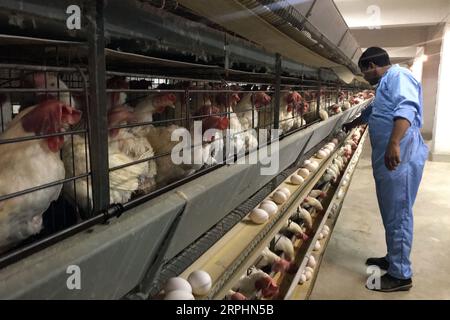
[310,141,450,300]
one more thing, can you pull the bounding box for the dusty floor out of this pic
[310,141,450,300]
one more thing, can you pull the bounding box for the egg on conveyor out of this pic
[290,174,304,185]
[305,267,314,274]
[259,202,278,216]
[304,270,313,281]
[304,161,319,172]
[273,191,288,204]
[322,229,330,237]
[314,240,321,251]
[328,142,337,148]
[304,159,311,166]
[165,277,192,294]
[299,273,307,285]
[262,200,278,207]
[318,233,324,240]
[249,208,270,224]
[279,187,291,198]
[307,256,316,268]
[164,290,195,300]
[298,168,310,179]
[188,270,212,296]
[316,150,328,159]
[323,225,330,232]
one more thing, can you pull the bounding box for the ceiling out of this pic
[334,0,450,65]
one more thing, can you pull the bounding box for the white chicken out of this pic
[133,92,177,125]
[232,267,279,299]
[216,91,245,156]
[234,91,271,151]
[63,96,153,212]
[225,290,247,300]
[271,233,295,261]
[62,134,149,213]
[303,196,324,212]
[309,189,327,199]
[256,247,296,274]
[292,207,313,230]
[145,106,229,187]
[106,106,158,195]
[0,100,81,252]
[281,219,308,241]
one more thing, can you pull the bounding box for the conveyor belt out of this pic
[174,131,361,300]
[287,128,368,300]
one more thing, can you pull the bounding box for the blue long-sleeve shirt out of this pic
[361,64,428,170]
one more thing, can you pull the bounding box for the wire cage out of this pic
[0,60,90,253]
[0,40,372,273]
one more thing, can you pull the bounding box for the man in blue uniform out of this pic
[345,47,429,292]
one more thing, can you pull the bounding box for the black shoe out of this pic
[366,257,389,270]
[366,273,413,292]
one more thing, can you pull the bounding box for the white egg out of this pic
[305,266,314,274]
[188,270,212,296]
[165,277,192,294]
[299,273,307,285]
[304,270,313,281]
[307,256,316,268]
[298,168,310,178]
[305,161,319,172]
[259,203,278,216]
[262,200,277,207]
[316,150,327,159]
[314,240,321,251]
[279,187,291,198]
[322,229,329,237]
[290,174,304,185]
[164,290,195,300]
[318,233,324,240]
[327,142,336,149]
[249,208,269,224]
[323,225,330,232]
[304,159,311,166]
[273,191,288,204]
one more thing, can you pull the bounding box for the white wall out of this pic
[411,47,425,82]
[431,23,450,161]
[422,24,444,140]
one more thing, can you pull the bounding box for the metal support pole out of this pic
[86,0,110,215]
[317,69,323,118]
[273,53,282,130]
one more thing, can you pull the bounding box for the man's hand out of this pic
[384,141,401,171]
[384,118,411,171]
